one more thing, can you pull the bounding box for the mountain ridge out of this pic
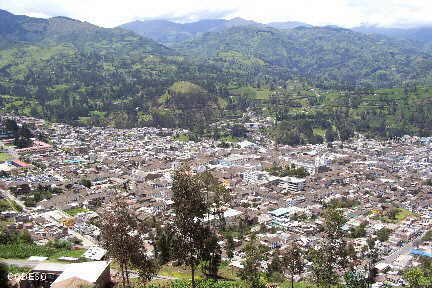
[118,17,313,44]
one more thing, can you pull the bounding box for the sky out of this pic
[0,0,431,28]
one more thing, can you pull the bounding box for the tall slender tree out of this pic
[100,197,157,287]
[282,244,305,288]
[171,167,213,288]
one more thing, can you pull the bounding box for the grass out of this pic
[7,264,32,275]
[0,243,84,260]
[159,265,203,280]
[64,208,91,216]
[372,208,418,223]
[48,249,86,262]
[395,208,418,221]
[0,244,59,259]
[0,152,11,162]
[174,134,190,142]
[220,136,242,143]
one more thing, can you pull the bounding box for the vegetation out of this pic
[7,264,31,275]
[308,209,349,288]
[264,164,309,178]
[0,153,11,162]
[281,244,305,288]
[0,262,7,288]
[0,199,22,212]
[2,11,432,144]
[174,25,432,88]
[376,228,392,242]
[324,198,360,210]
[237,241,267,288]
[404,258,432,288]
[0,243,62,259]
[10,183,63,207]
[170,168,230,287]
[65,208,91,216]
[100,197,158,287]
[422,230,432,242]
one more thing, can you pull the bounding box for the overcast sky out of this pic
[0,0,431,28]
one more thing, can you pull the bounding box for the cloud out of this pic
[0,0,431,28]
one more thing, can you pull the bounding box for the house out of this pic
[83,246,107,261]
[50,261,111,288]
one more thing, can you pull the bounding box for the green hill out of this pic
[0,10,258,128]
[173,25,432,88]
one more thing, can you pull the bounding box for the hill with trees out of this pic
[173,25,432,88]
[118,17,263,44]
[3,9,432,141]
[353,25,432,44]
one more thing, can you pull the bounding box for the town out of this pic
[1,114,432,288]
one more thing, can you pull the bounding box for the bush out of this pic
[47,240,72,250]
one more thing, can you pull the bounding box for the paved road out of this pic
[382,230,426,265]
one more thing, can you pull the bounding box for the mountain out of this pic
[118,17,262,44]
[0,9,174,55]
[0,10,261,128]
[172,25,432,87]
[266,21,312,30]
[353,25,432,44]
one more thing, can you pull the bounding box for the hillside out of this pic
[353,25,432,44]
[0,10,262,128]
[173,25,432,87]
[118,17,262,44]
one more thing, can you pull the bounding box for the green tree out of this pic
[376,228,392,242]
[309,209,349,288]
[404,267,432,288]
[282,243,305,288]
[325,129,337,143]
[100,198,157,287]
[171,167,215,288]
[4,119,18,132]
[238,241,266,288]
[226,235,235,260]
[344,271,368,288]
[0,262,8,288]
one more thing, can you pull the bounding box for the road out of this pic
[382,230,427,265]
[0,188,26,210]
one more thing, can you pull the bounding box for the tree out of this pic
[226,235,235,260]
[13,136,33,149]
[0,262,8,288]
[344,270,368,288]
[200,233,222,280]
[376,228,392,242]
[80,179,92,189]
[282,243,304,288]
[325,129,337,143]
[171,167,215,288]
[231,124,248,138]
[404,267,432,288]
[17,125,33,139]
[155,226,175,264]
[309,209,349,288]
[267,251,282,280]
[100,198,157,287]
[238,241,266,288]
[4,119,18,132]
